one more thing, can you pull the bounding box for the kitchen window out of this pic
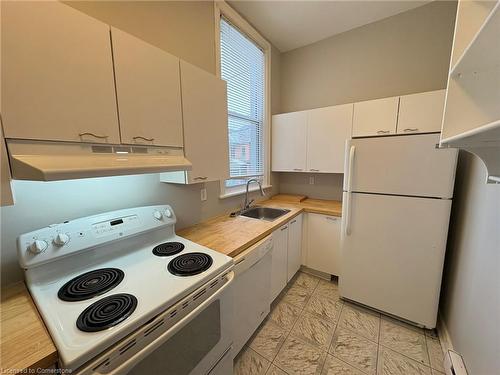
[216,3,271,198]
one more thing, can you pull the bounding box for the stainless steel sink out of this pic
[240,206,290,221]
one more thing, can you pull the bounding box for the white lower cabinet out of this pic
[269,212,341,303]
[287,214,303,282]
[270,223,289,302]
[305,213,341,276]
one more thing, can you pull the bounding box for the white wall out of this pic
[441,151,500,374]
[279,173,343,201]
[279,1,457,113]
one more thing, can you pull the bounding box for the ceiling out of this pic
[228,1,431,52]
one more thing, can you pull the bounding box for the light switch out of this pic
[200,187,207,201]
[309,176,315,185]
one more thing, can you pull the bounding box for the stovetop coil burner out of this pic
[152,242,185,257]
[76,293,137,332]
[58,268,124,302]
[167,252,213,276]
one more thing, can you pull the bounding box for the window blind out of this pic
[220,17,265,186]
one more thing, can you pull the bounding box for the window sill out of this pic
[219,184,273,200]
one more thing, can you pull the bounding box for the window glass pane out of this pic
[220,17,264,187]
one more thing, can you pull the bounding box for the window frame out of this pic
[214,1,272,199]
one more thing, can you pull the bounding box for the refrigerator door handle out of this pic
[345,145,355,236]
[347,146,355,192]
[345,192,352,236]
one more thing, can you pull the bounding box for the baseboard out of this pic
[437,309,454,353]
[299,265,330,281]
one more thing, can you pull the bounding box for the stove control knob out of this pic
[153,210,163,221]
[164,208,172,218]
[30,240,48,254]
[54,233,70,246]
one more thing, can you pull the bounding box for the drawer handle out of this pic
[281,226,288,231]
[133,136,155,142]
[309,169,320,172]
[377,130,390,134]
[234,257,245,266]
[293,168,303,171]
[326,216,337,221]
[79,132,109,139]
[403,128,419,132]
[193,177,208,180]
[290,219,296,224]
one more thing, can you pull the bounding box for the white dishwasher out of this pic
[232,235,273,357]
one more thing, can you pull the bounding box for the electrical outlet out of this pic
[309,176,315,185]
[200,188,207,201]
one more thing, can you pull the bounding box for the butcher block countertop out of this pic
[179,194,342,258]
[1,282,57,373]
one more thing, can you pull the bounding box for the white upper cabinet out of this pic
[111,28,183,147]
[2,1,120,144]
[170,61,229,183]
[352,97,399,137]
[307,104,353,173]
[272,111,308,172]
[397,90,446,134]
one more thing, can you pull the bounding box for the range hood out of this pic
[6,140,192,181]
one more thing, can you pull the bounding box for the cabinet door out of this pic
[272,112,307,172]
[307,104,353,173]
[2,1,120,144]
[180,61,229,183]
[306,213,341,276]
[287,214,303,281]
[352,97,399,137]
[271,224,289,302]
[397,90,446,135]
[111,28,183,147]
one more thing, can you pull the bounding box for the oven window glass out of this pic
[129,301,221,375]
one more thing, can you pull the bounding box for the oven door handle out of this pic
[96,271,234,375]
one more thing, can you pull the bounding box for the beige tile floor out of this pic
[234,271,445,375]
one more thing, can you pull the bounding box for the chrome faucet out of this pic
[243,178,265,210]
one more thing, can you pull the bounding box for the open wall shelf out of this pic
[440,0,500,184]
[450,2,500,76]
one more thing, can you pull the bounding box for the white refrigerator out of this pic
[339,133,458,328]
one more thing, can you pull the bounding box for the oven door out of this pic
[85,272,233,375]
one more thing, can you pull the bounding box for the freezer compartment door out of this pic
[344,134,457,198]
[339,192,452,328]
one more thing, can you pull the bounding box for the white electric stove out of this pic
[18,205,234,374]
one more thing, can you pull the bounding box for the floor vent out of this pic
[444,350,468,375]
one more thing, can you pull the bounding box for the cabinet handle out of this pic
[326,216,337,221]
[376,130,390,134]
[133,136,155,142]
[293,168,303,171]
[290,219,297,224]
[403,128,419,132]
[193,176,208,180]
[79,132,108,139]
[281,226,288,231]
[309,169,320,172]
[234,257,246,266]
